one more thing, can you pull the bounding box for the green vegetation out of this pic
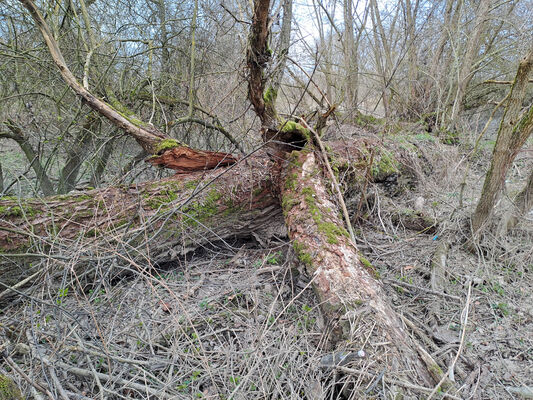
[492,302,510,317]
[293,240,313,267]
[263,86,277,106]
[281,194,299,216]
[280,120,310,140]
[265,251,282,265]
[182,190,222,226]
[155,138,181,153]
[371,149,399,180]
[302,186,349,244]
[439,129,459,145]
[354,112,384,127]
[285,172,298,191]
[0,374,24,400]
[317,221,349,244]
[359,255,381,279]
[0,203,37,218]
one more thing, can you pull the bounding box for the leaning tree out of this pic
[1,0,456,391]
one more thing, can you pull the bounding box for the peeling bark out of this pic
[280,150,435,383]
[148,146,237,172]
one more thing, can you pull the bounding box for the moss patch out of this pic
[183,180,200,190]
[0,203,37,218]
[317,222,349,244]
[155,139,181,153]
[302,187,321,223]
[263,86,277,106]
[182,190,222,226]
[293,240,313,267]
[145,188,179,210]
[285,173,299,191]
[0,374,24,400]
[359,255,381,279]
[371,149,399,181]
[281,120,310,140]
[281,194,299,216]
[354,112,384,127]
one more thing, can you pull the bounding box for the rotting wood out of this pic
[279,149,436,385]
[0,153,281,289]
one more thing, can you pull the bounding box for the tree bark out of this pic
[1,120,55,196]
[245,0,440,383]
[343,0,358,112]
[57,113,99,194]
[404,0,419,117]
[499,163,533,235]
[448,0,491,130]
[0,153,281,289]
[280,149,435,384]
[471,46,533,237]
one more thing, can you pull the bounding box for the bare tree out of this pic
[448,0,492,131]
[471,45,533,238]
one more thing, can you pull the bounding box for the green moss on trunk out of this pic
[155,139,181,153]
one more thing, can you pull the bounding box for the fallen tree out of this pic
[0,152,281,288]
[1,0,454,393]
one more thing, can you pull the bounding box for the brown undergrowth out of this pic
[1,126,531,399]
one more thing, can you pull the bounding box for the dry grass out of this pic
[1,130,532,399]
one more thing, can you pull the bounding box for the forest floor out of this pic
[1,122,532,399]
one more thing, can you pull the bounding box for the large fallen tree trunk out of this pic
[279,149,435,385]
[6,0,447,391]
[1,138,446,389]
[0,153,282,288]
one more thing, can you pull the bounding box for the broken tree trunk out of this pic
[279,149,436,385]
[0,153,281,289]
[1,138,446,389]
[18,0,236,173]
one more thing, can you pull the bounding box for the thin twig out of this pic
[336,366,462,400]
[427,281,472,399]
[384,278,462,301]
[2,354,55,399]
[303,121,356,244]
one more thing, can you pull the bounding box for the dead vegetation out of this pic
[1,125,532,399]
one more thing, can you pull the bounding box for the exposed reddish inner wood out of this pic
[148,147,237,172]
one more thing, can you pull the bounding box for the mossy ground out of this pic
[0,374,23,400]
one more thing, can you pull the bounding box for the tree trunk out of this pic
[271,0,292,94]
[0,153,282,289]
[1,120,55,196]
[280,149,435,384]
[343,0,358,112]
[448,0,491,130]
[499,162,533,235]
[471,46,533,237]
[404,0,418,117]
[57,113,99,194]
[244,0,440,383]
